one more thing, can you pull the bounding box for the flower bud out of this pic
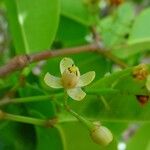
[90,122,113,146]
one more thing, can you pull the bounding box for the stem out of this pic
[5,113,45,126]
[12,95,51,103]
[97,50,128,68]
[99,96,110,111]
[0,44,96,78]
[0,95,52,106]
[63,93,92,130]
[0,43,127,78]
[0,110,57,127]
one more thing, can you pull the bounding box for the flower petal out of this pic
[60,57,74,74]
[44,73,62,88]
[67,88,86,101]
[77,71,95,87]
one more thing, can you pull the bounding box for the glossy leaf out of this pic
[112,39,150,58]
[61,0,95,26]
[98,3,134,47]
[5,0,60,53]
[112,8,150,58]
[127,124,150,150]
[65,65,150,122]
[60,122,117,150]
[56,16,89,47]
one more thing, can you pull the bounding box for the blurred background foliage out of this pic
[0,0,150,150]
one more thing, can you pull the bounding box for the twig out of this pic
[0,44,96,77]
[97,50,128,68]
[63,93,92,130]
[0,110,58,127]
[0,43,127,78]
[0,95,52,106]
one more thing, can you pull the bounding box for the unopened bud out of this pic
[90,122,113,146]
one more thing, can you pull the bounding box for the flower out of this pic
[90,122,113,146]
[44,57,95,101]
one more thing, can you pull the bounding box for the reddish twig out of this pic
[0,44,97,77]
[0,43,127,78]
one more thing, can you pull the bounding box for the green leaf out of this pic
[29,111,64,150]
[112,8,150,58]
[60,122,117,150]
[36,126,64,150]
[61,0,94,26]
[129,8,150,42]
[99,2,134,47]
[4,0,60,54]
[63,65,150,122]
[127,124,150,150]
[112,39,150,59]
[0,99,36,150]
[19,83,57,118]
[0,113,35,150]
[18,86,65,150]
[56,16,89,47]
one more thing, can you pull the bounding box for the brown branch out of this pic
[30,44,97,62]
[0,43,127,78]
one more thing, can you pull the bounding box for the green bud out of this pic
[90,122,113,146]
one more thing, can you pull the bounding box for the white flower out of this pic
[44,57,95,101]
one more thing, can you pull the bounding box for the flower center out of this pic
[61,65,80,89]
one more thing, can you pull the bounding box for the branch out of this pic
[0,95,52,106]
[0,110,58,127]
[0,43,127,78]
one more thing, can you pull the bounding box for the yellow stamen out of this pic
[68,65,78,74]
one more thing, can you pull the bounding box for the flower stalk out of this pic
[63,93,93,130]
